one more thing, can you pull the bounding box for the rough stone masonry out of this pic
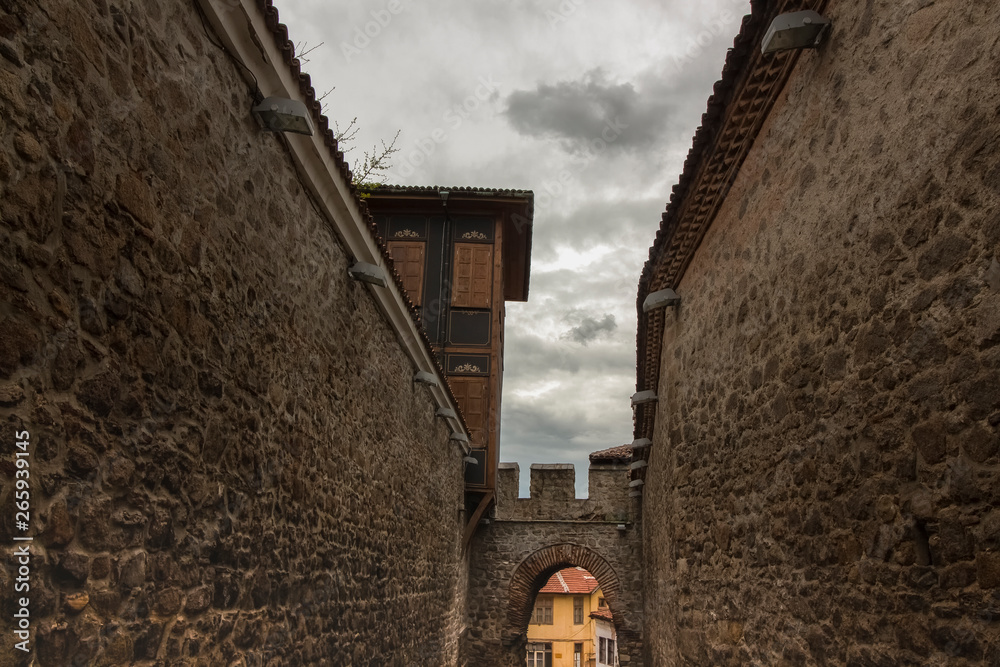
[0,0,467,664]
[3,0,1000,665]
[639,0,1000,665]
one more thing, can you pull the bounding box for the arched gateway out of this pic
[462,460,644,666]
[506,543,626,639]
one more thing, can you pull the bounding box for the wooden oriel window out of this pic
[386,241,425,306]
[451,242,493,308]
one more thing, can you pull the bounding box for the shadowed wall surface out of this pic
[0,0,467,664]
[464,463,643,666]
[641,0,1000,664]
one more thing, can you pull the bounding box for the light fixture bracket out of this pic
[643,288,680,312]
[251,96,316,136]
[631,390,658,406]
[761,10,832,54]
[414,371,439,387]
[348,261,388,287]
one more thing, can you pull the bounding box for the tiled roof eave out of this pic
[633,0,831,471]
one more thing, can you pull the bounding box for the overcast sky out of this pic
[278,0,750,496]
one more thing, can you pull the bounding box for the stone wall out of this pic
[643,1,1000,665]
[466,463,643,665]
[496,462,631,522]
[0,0,467,665]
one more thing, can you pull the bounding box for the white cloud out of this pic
[277,0,748,495]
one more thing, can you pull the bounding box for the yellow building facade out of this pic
[526,568,616,667]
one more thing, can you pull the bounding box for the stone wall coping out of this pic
[196,0,471,450]
[529,463,575,470]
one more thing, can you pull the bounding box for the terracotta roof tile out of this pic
[589,445,633,462]
[538,567,600,595]
[590,608,614,622]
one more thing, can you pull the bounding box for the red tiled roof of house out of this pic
[539,567,600,595]
[589,444,632,462]
[590,608,613,622]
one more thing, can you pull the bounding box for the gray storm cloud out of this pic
[562,314,617,345]
[503,70,669,151]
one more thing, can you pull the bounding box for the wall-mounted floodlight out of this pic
[348,261,388,287]
[630,460,648,471]
[631,391,658,406]
[629,490,642,498]
[629,479,645,488]
[642,288,680,313]
[631,438,652,448]
[449,432,469,443]
[616,523,627,532]
[436,408,457,419]
[251,97,316,135]
[761,10,831,54]
[413,371,438,387]
[463,455,478,465]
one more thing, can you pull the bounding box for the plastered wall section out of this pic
[0,1,467,665]
[643,1,1000,665]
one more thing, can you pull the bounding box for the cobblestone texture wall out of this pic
[496,462,631,522]
[0,1,467,665]
[644,1,1000,665]
[465,464,643,665]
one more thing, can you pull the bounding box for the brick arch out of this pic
[505,543,626,641]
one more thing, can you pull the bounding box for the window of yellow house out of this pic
[573,596,584,624]
[531,596,553,625]
[526,642,552,667]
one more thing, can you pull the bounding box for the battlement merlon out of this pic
[493,461,631,522]
[497,462,520,508]
[529,464,575,501]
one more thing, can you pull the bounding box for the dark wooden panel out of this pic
[388,215,427,240]
[453,215,494,243]
[448,310,491,346]
[421,215,446,345]
[464,448,487,486]
[447,354,490,375]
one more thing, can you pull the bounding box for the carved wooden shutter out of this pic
[449,376,488,446]
[451,243,493,308]
[386,241,425,306]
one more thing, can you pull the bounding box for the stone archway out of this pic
[503,543,641,664]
